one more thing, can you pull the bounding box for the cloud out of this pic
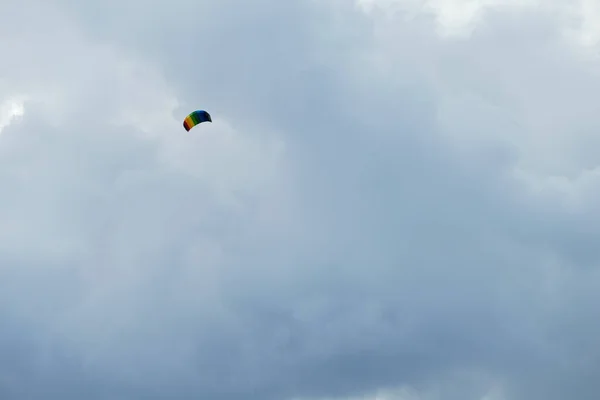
[1,0,600,399]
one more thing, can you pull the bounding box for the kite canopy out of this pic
[183,110,212,131]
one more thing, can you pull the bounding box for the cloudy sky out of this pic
[1,0,600,399]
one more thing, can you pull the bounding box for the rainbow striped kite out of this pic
[183,110,212,131]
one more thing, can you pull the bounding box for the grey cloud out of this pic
[1,1,600,399]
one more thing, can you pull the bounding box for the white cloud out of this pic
[0,98,25,133]
[356,0,541,37]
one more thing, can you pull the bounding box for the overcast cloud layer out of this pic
[1,0,600,399]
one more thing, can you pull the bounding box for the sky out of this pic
[1,0,600,399]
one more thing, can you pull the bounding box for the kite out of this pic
[183,110,212,131]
